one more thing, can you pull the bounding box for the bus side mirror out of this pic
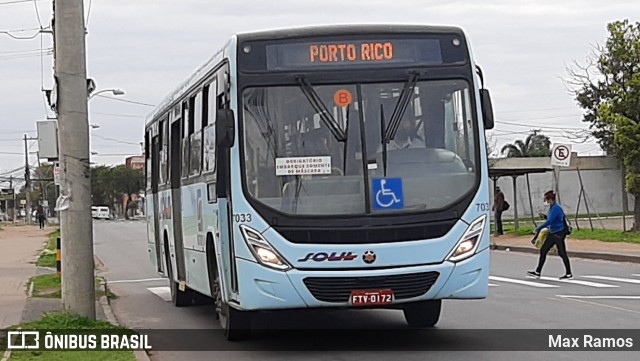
[480,89,494,130]
[216,109,235,148]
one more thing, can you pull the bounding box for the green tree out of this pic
[569,20,640,230]
[90,165,144,219]
[500,131,552,158]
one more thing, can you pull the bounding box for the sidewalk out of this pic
[491,234,640,263]
[0,225,49,329]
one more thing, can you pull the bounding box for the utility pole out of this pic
[24,134,32,224]
[54,0,95,319]
[10,175,16,223]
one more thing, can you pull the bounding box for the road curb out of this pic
[491,244,640,264]
[99,283,151,361]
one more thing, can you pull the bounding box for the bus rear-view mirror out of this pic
[216,109,235,148]
[480,89,494,130]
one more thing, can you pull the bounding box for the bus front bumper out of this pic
[234,247,489,311]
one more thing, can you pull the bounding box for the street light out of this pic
[89,88,125,100]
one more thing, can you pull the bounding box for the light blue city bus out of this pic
[144,24,495,340]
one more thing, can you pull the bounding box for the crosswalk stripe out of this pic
[557,295,640,300]
[148,286,171,302]
[538,276,618,288]
[582,276,640,285]
[489,276,558,288]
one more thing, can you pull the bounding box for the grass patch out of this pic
[493,224,640,244]
[36,230,60,268]
[31,274,61,298]
[570,229,640,244]
[30,275,117,300]
[5,312,136,361]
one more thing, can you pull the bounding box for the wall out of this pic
[490,156,634,220]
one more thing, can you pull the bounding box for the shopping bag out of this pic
[534,227,557,252]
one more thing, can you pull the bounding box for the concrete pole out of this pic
[512,176,519,233]
[24,135,32,224]
[54,0,95,319]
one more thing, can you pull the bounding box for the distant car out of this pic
[92,206,111,220]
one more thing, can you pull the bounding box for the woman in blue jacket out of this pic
[527,191,573,279]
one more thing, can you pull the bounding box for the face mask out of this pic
[543,200,549,206]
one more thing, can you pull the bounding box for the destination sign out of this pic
[265,39,445,70]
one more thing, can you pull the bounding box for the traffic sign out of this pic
[551,144,572,167]
[372,178,404,210]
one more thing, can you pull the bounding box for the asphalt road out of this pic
[93,220,640,361]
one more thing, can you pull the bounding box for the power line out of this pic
[498,106,581,114]
[0,130,36,134]
[500,114,583,122]
[0,30,41,40]
[85,0,93,28]
[32,0,43,28]
[92,111,146,119]
[0,0,45,5]
[95,94,155,107]
[91,133,141,146]
[495,120,587,131]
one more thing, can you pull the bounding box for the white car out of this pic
[92,206,111,220]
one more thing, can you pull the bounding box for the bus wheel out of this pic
[207,237,250,340]
[402,300,441,327]
[219,300,251,341]
[165,240,192,307]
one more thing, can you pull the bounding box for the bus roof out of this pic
[145,24,465,127]
[235,24,465,42]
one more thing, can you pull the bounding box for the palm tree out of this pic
[501,131,552,158]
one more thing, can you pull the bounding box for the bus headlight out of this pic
[447,215,486,262]
[239,225,291,271]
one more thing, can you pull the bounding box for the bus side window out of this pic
[190,91,203,176]
[203,79,217,175]
[145,131,151,190]
[181,100,191,179]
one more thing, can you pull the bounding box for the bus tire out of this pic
[220,302,251,341]
[164,235,192,307]
[402,299,441,327]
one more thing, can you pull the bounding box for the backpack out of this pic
[502,200,510,211]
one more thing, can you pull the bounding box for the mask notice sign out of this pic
[276,156,332,176]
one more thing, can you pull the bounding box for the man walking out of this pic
[527,190,572,280]
[493,186,505,235]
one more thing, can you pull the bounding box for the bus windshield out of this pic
[242,79,478,216]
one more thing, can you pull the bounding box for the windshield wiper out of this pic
[382,73,419,144]
[296,76,347,142]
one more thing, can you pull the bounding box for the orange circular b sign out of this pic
[334,89,353,107]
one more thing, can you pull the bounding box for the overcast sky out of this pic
[1,0,639,184]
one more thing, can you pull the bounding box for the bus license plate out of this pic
[350,289,394,306]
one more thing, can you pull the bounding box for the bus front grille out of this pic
[303,271,440,303]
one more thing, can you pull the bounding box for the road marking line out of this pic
[148,286,171,302]
[489,276,558,288]
[538,276,618,288]
[582,275,640,285]
[109,278,166,284]
[489,283,498,287]
[554,296,640,315]
[557,295,640,300]
[633,274,640,277]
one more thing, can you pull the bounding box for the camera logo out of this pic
[7,331,40,349]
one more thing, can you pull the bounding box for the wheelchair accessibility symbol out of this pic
[372,178,404,210]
